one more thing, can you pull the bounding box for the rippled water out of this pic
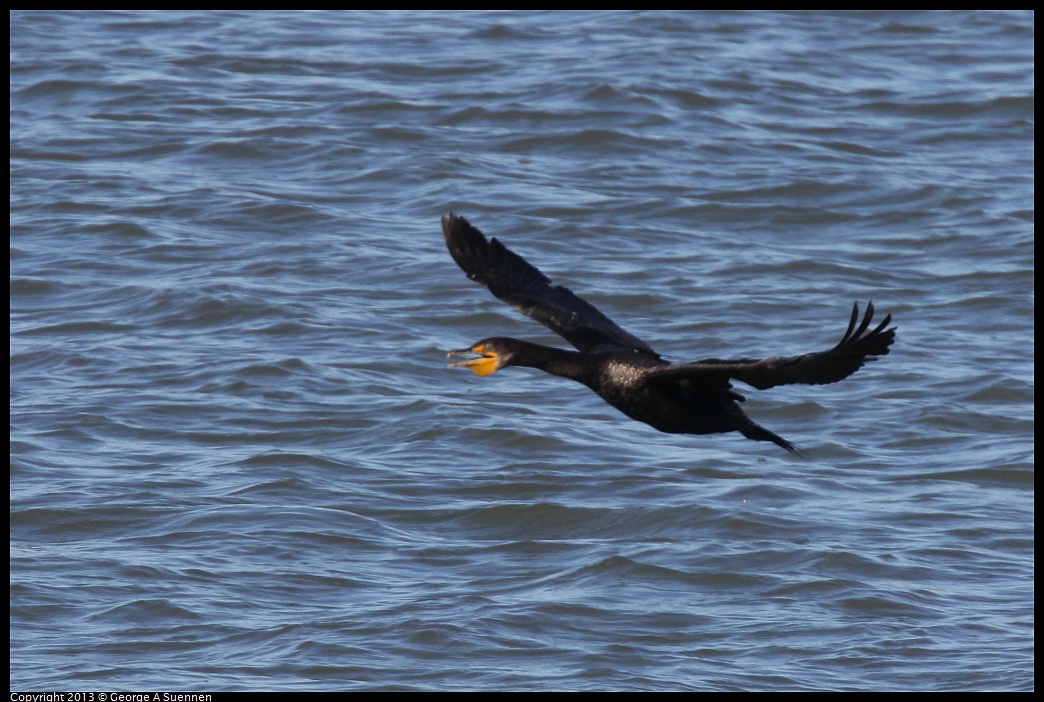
[10,10,1033,691]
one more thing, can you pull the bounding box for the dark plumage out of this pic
[443,212,896,452]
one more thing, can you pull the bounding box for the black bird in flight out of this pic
[443,213,895,452]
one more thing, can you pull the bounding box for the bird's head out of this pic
[447,337,517,377]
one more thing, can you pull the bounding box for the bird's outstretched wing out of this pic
[442,212,658,356]
[645,302,895,391]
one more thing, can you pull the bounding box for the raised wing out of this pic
[442,212,658,356]
[645,302,895,391]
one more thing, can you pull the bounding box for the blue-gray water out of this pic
[10,10,1033,691]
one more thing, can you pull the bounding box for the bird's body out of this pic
[442,212,896,452]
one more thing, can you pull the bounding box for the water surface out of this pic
[10,10,1034,691]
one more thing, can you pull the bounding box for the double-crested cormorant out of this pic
[443,212,896,452]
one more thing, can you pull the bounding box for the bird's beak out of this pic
[447,346,499,377]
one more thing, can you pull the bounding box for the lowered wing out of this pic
[645,302,895,391]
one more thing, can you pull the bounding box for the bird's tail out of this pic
[740,422,801,455]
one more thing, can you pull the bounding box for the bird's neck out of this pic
[511,341,593,385]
